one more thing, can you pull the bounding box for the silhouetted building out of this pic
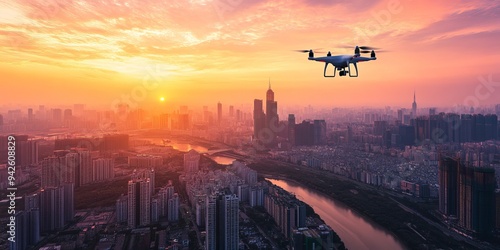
[39,186,65,233]
[266,82,279,145]
[295,121,314,146]
[472,114,485,142]
[206,193,239,250]
[470,167,495,238]
[63,109,72,121]
[52,109,62,123]
[92,158,114,182]
[439,157,459,216]
[484,114,498,140]
[429,108,436,116]
[288,114,296,146]
[253,99,266,139]
[460,114,473,142]
[446,113,461,143]
[168,193,179,222]
[439,156,496,238]
[217,102,222,125]
[17,139,39,167]
[411,91,417,119]
[127,178,151,228]
[397,109,404,123]
[116,195,128,223]
[27,108,33,120]
[373,121,387,136]
[313,120,327,145]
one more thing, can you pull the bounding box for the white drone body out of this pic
[302,46,378,77]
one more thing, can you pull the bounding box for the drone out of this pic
[296,46,380,77]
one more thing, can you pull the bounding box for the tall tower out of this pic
[127,178,151,228]
[206,193,239,250]
[39,186,65,233]
[253,99,265,138]
[217,102,222,125]
[438,156,459,216]
[266,79,278,145]
[412,91,417,119]
[440,156,496,238]
[266,79,274,102]
[288,114,296,146]
[168,193,179,221]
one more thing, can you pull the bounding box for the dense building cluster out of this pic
[439,156,496,238]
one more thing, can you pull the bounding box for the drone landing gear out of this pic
[324,63,336,77]
[323,63,359,77]
[348,62,358,77]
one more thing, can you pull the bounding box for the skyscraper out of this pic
[92,158,114,182]
[266,81,278,144]
[288,114,296,146]
[159,183,175,217]
[62,183,75,223]
[206,193,239,250]
[128,178,151,228]
[411,91,417,119]
[17,138,38,167]
[39,186,65,233]
[27,108,33,120]
[253,99,266,138]
[168,193,179,222]
[217,102,222,124]
[313,120,327,145]
[439,156,496,238]
[439,157,460,216]
[77,150,92,186]
[184,149,200,174]
[116,195,128,223]
[151,197,160,223]
[229,105,234,117]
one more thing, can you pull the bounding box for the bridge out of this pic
[204,148,234,155]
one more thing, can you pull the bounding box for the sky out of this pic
[1,0,499,110]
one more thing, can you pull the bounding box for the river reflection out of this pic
[144,138,234,165]
[168,143,208,153]
[268,179,407,250]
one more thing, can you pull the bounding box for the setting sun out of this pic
[160,97,165,102]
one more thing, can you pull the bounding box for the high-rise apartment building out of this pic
[205,193,239,250]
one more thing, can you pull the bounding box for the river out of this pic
[144,138,236,165]
[268,178,407,250]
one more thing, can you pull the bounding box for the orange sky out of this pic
[1,0,499,110]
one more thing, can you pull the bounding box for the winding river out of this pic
[268,178,407,250]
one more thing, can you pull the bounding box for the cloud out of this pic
[404,3,500,43]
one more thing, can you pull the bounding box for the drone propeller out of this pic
[293,48,324,53]
[358,46,380,50]
[360,49,388,53]
[339,45,380,50]
[293,50,311,53]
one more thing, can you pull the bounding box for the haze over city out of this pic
[2,1,500,250]
[1,0,499,108]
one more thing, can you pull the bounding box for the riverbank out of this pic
[250,158,477,250]
[266,177,404,250]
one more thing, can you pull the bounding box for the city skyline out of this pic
[2,1,500,249]
[1,1,500,108]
